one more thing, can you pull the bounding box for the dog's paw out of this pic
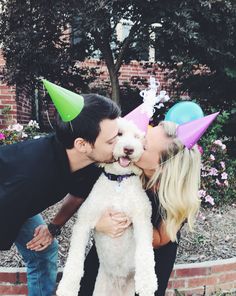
[134,271,157,296]
[139,294,156,296]
[56,284,79,296]
[135,287,157,296]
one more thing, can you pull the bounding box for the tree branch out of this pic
[114,21,141,73]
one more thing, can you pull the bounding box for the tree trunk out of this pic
[110,71,120,105]
[92,31,121,104]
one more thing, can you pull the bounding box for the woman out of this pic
[139,121,201,244]
[78,120,202,296]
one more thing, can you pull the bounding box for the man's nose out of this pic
[124,147,134,155]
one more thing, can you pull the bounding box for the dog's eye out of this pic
[118,131,123,136]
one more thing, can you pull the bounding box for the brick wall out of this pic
[0,258,236,295]
[166,258,236,295]
[0,52,33,128]
[0,267,27,295]
[79,59,169,91]
[15,87,33,125]
[0,54,18,127]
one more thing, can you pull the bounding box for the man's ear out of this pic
[74,138,92,153]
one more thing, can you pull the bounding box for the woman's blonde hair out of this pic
[144,121,201,242]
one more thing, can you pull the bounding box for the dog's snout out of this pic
[124,147,134,155]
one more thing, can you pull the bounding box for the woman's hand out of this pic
[26,225,54,251]
[95,209,131,238]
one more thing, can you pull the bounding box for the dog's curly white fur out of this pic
[56,118,157,296]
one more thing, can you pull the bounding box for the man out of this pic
[0,81,120,296]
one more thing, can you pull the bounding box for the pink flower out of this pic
[205,195,215,205]
[27,120,39,129]
[210,154,215,161]
[197,144,203,154]
[224,180,229,186]
[220,161,225,169]
[198,190,206,198]
[198,212,206,221]
[221,144,226,150]
[213,139,226,150]
[216,179,221,186]
[221,172,228,180]
[0,133,5,140]
[22,132,28,138]
[200,163,205,170]
[214,139,223,146]
[201,172,208,177]
[7,123,23,132]
[209,167,218,176]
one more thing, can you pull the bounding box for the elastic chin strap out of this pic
[45,110,54,130]
[69,121,74,134]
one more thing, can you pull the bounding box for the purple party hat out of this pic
[176,112,219,149]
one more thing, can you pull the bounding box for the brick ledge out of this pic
[0,257,236,295]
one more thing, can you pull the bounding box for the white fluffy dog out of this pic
[56,118,157,296]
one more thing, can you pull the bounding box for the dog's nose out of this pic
[124,147,134,155]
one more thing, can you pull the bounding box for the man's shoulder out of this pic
[69,164,102,198]
[73,163,102,178]
[0,133,55,153]
[0,134,59,174]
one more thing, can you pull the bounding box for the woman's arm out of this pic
[153,221,171,249]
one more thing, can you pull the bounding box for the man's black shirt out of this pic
[0,134,101,250]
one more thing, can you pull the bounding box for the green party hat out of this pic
[42,79,84,122]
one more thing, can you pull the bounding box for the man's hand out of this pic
[26,225,54,251]
[95,209,131,238]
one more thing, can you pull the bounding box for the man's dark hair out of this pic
[55,94,121,149]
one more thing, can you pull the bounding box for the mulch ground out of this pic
[0,202,235,267]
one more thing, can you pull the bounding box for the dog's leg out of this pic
[93,267,120,296]
[132,206,157,296]
[122,273,135,296]
[56,219,91,296]
[57,200,102,296]
[93,267,108,296]
[93,269,135,296]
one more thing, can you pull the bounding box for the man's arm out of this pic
[27,194,130,251]
[26,194,83,251]
[51,193,84,226]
